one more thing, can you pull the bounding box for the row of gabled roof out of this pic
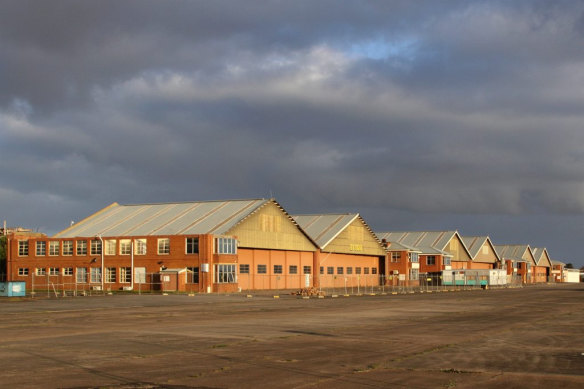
[53,198,554,267]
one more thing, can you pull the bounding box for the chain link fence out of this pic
[2,270,527,298]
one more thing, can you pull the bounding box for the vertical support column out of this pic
[312,249,321,289]
[199,234,215,293]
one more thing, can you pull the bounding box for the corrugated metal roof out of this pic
[292,214,359,249]
[54,199,271,238]
[532,247,552,267]
[494,245,535,264]
[375,231,452,255]
[461,236,501,262]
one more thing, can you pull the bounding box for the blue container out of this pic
[0,281,26,297]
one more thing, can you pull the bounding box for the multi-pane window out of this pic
[355,267,362,275]
[364,267,370,275]
[36,241,46,256]
[289,265,298,274]
[35,268,46,276]
[49,241,59,256]
[18,268,29,276]
[63,268,73,276]
[77,240,87,255]
[63,240,73,256]
[90,268,101,283]
[158,238,170,254]
[120,239,131,255]
[90,239,101,255]
[76,268,87,283]
[391,252,401,262]
[18,241,29,256]
[257,264,267,274]
[120,267,132,283]
[186,237,199,254]
[105,267,116,283]
[303,266,312,274]
[134,239,147,255]
[410,269,419,281]
[49,267,59,276]
[274,265,283,274]
[426,256,436,266]
[409,253,419,263]
[215,237,237,254]
[105,239,117,255]
[327,266,334,275]
[372,267,377,275]
[239,264,250,274]
[215,264,236,283]
[187,267,199,283]
[337,267,344,275]
[347,267,353,275]
[444,257,451,266]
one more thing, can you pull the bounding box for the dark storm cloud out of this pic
[1,1,583,264]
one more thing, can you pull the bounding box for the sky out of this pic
[1,1,583,267]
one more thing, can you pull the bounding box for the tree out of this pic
[0,235,6,275]
[565,263,574,269]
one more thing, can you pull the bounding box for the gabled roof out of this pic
[293,213,384,254]
[293,214,360,249]
[461,236,501,263]
[54,199,281,238]
[532,247,553,268]
[375,231,462,257]
[494,245,536,265]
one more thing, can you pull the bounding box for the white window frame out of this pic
[90,267,101,283]
[105,239,117,256]
[134,238,147,255]
[76,267,87,283]
[77,240,87,255]
[62,240,74,256]
[215,264,236,283]
[158,238,170,255]
[49,241,60,256]
[35,268,46,276]
[90,239,102,255]
[49,267,59,276]
[186,237,199,254]
[120,267,132,283]
[18,268,29,276]
[63,267,73,276]
[18,240,29,256]
[105,267,116,283]
[120,239,131,255]
[36,241,46,256]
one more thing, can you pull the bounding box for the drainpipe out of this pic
[131,239,134,290]
[97,234,104,291]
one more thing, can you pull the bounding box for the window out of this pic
[356,267,362,275]
[303,266,311,274]
[289,265,298,274]
[186,237,199,254]
[105,267,116,283]
[90,268,101,283]
[77,240,87,255]
[18,268,29,276]
[158,238,170,254]
[337,267,344,275]
[120,239,131,255]
[257,264,267,274]
[18,241,29,256]
[372,267,377,275]
[76,268,87,283]
[239,264,250,274]
[120,267,132,283]
[364,267,370,275]
[187,267,199,283]
[36,268,46,276]
[49,241,59,256]
[410,268,419,280]
[347,267,353,275]
[391,252,401,262]
[444,257,451,266]
[215,237,237,254]
[274,265,283,274]
[135,239,146,255]
[215,264,236,283]
[49,267,59,276]
[426,256,436,266]
[63,240,73,256]
[90,239,102,255]
[36,241,46,256]
[320,266,324,275]
[105,239,117,255]
[409,253,419,263]
[63,268,73,276]
[327,266,334,275]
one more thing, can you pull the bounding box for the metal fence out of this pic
[2,271,527,298]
